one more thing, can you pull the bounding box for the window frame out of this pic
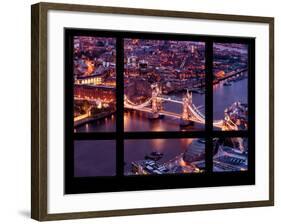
[64,28,255,194]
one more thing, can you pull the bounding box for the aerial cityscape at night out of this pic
[124,39,206,132]
[73,36,116,133]
[124,138,205,175]
[71,35,250,177]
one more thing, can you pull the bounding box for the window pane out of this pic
[73,36,116,132]
[124,138,205,175]
[74,140,116,177]
[124,39,205,132]
[213,137,248,172]
[213,43,248,131]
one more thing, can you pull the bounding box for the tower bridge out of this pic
[124,84,237,130]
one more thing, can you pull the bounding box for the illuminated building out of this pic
[75,74,103,85]
[215,70,226,78]
[74,85,115,102]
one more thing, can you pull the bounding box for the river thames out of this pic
[74,77,247,176]
[74,77,247,132]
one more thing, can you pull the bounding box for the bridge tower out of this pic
[150,83,161,119]
[180,89,194,127]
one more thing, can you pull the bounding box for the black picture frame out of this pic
[64,28,255,194]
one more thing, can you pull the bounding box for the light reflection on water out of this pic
[123,91,205,132]
[124,138,196,173]
[74,113,116,132]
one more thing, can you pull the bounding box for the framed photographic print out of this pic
[31,2,274,221]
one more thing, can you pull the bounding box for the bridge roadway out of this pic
[75,95,225,128]
[124,103,224,128]
[216,68,248,82]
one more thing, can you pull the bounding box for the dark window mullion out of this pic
[124,131,207,139]
[65,32,75,187]
[116,37,124,176]
[205,40,214,172]
[73,132,117,140]
[212,130,249,138]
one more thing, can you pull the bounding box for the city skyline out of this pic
[124,39,206,132]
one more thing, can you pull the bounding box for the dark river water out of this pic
[213,78,247,120]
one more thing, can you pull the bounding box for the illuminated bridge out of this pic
[124,84,238,130]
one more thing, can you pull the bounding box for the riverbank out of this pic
[74,111,115,128]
